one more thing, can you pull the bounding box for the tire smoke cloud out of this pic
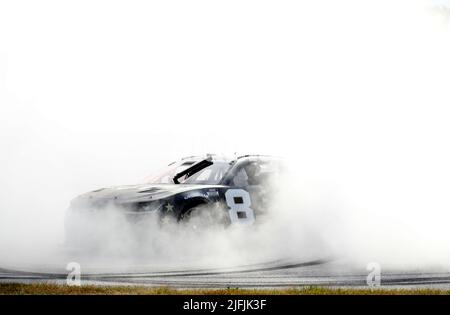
[1,0,450,273]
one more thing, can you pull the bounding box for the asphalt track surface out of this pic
[1,258,450,289]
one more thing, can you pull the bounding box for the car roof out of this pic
[178,154,282,164]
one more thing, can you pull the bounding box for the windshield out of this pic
[144,159,231,185]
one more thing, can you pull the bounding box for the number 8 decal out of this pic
[225,189,255,225]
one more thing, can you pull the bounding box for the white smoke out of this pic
[1,0,450,274]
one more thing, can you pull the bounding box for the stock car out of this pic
[66,155,284,238]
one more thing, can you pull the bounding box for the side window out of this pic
[229,160,280,187]
[233,161,276,187]
[232,168,249,187]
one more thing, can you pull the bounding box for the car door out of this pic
[221,161,269,225]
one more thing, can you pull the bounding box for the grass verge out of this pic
[0,283,449,295]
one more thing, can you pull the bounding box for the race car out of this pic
[66,154,284,238]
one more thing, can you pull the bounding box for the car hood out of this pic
[70,183,226,208]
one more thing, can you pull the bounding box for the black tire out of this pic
[180,202,228,229]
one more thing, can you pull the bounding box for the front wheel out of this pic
[179,203,229,229]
